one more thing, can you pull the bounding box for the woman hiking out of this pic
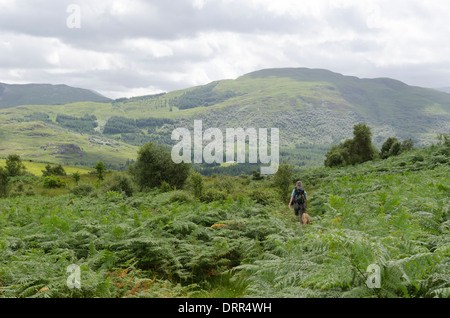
[289,181,308,224]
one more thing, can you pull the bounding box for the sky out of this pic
[1,0,450,99]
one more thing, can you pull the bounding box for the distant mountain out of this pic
[436,87,450,94]
[165,67,450,147]
[1,67,449,170]
[0,83,111,108]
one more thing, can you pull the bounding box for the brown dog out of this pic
[302,213,311,225]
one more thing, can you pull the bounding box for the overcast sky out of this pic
[1,0,450,98]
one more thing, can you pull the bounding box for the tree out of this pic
[252,170,264,180]
[324,147,344,167]
[101,172,135,197]
[401,138,414,152]
[272,163,295,202]
[324,123,377,167]
[380,137,399,159]
[0,167,9,197]
[187,171,204,199]
[349,123,378,164]
[129,142,190,190]
[72,171,81,185]
[5,154,26,177]
[380,137,415,159]
[95,161,106,181]
[42,164,67,177]
[388,140,402,157]
[437,133,450,147]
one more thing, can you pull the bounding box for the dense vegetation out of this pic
[102,116,175,135]
[56,114,98,134]
[171,82,239,110]
[0,135,448,298]
[103,116,140,134]
[324,123,417,168]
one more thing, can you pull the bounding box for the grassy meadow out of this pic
[0,159,93,177]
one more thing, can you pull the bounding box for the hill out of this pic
[0,83,111,108]
[436,87,450,94]
[1,67,449,171]
[86,67,450,148]
[0,120,137,170]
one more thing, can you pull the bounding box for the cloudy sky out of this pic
[1,0,450,98]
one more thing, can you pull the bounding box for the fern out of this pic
[0,144,448,298]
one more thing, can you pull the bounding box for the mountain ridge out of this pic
[0,82,112,108]
[1,67,449,170]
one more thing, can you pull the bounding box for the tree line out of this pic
[103,116,174,134]
[324,123,416,168]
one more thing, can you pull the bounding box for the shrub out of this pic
[95,161,106,181]
[5,154,26,177]
[324,150,344,167]
[43,176,66,188]
[129,142,190,190]
[213,175,237,194]
[42,164,66,177]
[0,167,9,198]
[271,163,295,202]
[252,170,264,181]
[72,172,81,184]
[101,172,135,197]
[160,181,172,192]
[201,188,228,203]
[437,133,450,147]
[167,190,194,204]
[71,183,95,196]
[186,171,204,199]
[380,137,398,159]
[410,154,424,163]
[25,189,35,196]
[249,188,277,206]
[388,140,402,157]
[381,137,415,160]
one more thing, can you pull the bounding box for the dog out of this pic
[302,213,311,225]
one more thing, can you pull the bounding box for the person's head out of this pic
[296,181,302,188]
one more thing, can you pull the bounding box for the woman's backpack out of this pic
[293,187,306,204]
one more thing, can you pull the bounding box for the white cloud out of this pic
[192,0,208,10]
[123,38,174,58]
[1,0,450,97]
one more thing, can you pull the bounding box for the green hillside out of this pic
[0,83,111,109]
[0,120,137,170]
[0,138,448,298]
[1,68,449,171]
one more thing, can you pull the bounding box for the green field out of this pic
[0,159,93,177]
[0,142,448,298]
[0,120,138,169]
